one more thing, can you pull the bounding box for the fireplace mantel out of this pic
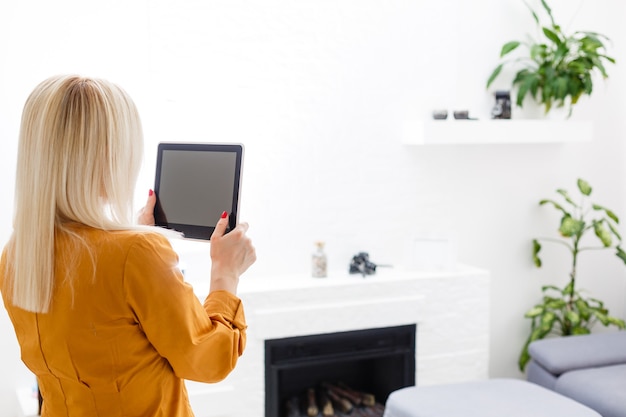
[185,265,490,417]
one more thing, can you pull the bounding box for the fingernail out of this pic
[221,211,228,219]
[149,189,154,196]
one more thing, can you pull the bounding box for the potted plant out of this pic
[486,0,615,117]
[519,179,626,371]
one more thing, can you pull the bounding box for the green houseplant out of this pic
[519,179,626,371]
[486,0,615,117]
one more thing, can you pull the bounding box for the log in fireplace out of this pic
[265,324,416,417]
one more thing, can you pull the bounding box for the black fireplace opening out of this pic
[265,324,416,417]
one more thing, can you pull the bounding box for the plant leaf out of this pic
[564,310,581,327]
[541,311,556,327]
[571,326,591,335]
[576,31,612,42]
[577,179,592,195]
[486,63,504,89]
[562,281,575,297]
[580,35,603,52]
[559,215,584,237]
[541,285,561,293]
[533,239,542,267]
[525,306,544,318]
[608,316,626,329]
[518,340,532,372]
[583,73,594,94]
[588,297,605,309]
[592,204,619,224]
[599,54,616,64]
[501,41,521,57]
[546,299,566,309]
[591,55,609,78]
[593,311,610,326]
[616,246,626,265]
[554,76,568,100]
[593,221,612,247]
[539,199,567,214]
[542,27,562,46]
[516,73,539,107]
[606,221,622,241]
[556,189,577,207]
[539,0,556,28]
[523,0,540,26]
[575,299,591,320]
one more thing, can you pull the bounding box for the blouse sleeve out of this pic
[122,232,247,383]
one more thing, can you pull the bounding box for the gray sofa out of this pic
[527,331,626,417]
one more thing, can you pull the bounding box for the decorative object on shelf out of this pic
[432,110,448,120]
[312,241,328,278]
[491,90,512,119]
[519,178,626,371]
[453,110,477,120]
[349,252,378,276]
[486,0,615,118]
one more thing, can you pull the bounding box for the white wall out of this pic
[1,0,625,415]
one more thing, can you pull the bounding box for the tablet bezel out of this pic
[153,142,244,240]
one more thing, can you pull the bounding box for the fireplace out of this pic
[176,266,488,417]
[265,325,416,417]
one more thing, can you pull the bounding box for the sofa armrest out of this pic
[528,331,626,376]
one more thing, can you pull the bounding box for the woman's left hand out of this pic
[137,189,157,225]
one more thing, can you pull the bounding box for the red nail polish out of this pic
[221,211,228,219]
[149,189,154,196]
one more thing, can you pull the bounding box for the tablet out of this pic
[153,142,244,240]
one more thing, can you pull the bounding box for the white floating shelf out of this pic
[402,120,593,145]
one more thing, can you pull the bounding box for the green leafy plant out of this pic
[519,179,626,371]
[486,0,615,117]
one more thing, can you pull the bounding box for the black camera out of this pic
[349,252,377,276]
[492,90,512,119]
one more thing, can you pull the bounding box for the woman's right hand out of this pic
[209,212,256,294]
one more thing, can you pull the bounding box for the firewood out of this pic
[323,383,362,406]
[318,391,334,417]
[337,382,375,406]
[307,388,319,417]
[326,388,353,414]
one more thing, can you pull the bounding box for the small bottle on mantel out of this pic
[312,241,327,278]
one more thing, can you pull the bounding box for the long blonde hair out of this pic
[5,75,144,313]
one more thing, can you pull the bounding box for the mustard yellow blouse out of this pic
[1,225,247,417]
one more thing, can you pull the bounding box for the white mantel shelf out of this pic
[402,120,593,145]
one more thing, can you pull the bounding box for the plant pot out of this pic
[514,96,571,120]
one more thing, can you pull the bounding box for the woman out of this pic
[0,75,256,416]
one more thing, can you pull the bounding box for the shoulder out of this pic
[65,226,178,264]
[106,229,176,258]
[115,230,180,269]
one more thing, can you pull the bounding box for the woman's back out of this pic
[2,224,247,417]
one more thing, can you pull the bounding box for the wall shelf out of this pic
[402,120,593,145]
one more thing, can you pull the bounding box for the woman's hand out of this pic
[209,212,256,294]
[137,189,157,226]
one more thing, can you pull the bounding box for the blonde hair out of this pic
[5,75,144,313]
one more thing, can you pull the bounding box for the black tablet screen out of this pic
[154,143,243,240]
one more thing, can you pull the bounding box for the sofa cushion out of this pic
[383,379,601,417]
[528,332,626,375]
[555,364,626,417]
[526,359,558,390]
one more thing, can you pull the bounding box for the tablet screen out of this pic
[153,143,243,240]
